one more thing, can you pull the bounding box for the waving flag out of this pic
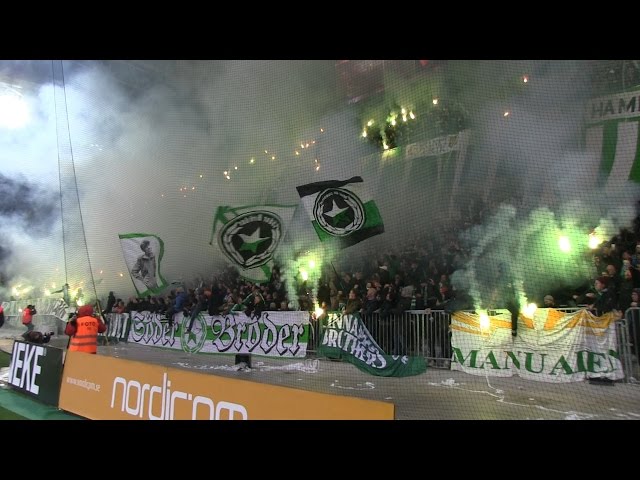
[296,176,384,248]
[118,233,168,296]
[210,204,296,283]
[585,88,640,188]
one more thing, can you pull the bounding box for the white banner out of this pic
[1,298,68,322]
[405,131,467,160]
[127,310,310,358]
[586,88,640,123]
[451,308,624,383]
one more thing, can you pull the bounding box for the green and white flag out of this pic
[210,204,296,283]
[118,233,168,297]
[296,176,384,248]
[318,313,427,377]
[585,88,640,186]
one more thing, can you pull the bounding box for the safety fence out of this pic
[621,307,640,383]
[307,310,451,366]
[98,308,639,381]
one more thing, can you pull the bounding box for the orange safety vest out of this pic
[69,315,101,354]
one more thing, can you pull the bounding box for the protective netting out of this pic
[1,60,640,419]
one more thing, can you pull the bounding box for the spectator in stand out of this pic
[165,287,188,329]
[103,291,116,316]
[588,277,618,316]
[363,282,380,316]
[343,289,362,315]
[125,297,138,313]
[601,244,619,271]
[51,283,71,306]
[628,289,640,357]
[113,300,126,314]
[207,284,225,316]
[543,295,556,308]
[317,279,331,309]
[631,244,640,271]
[378,264,391,286]
[65,304,106,354]
[605,264,621,295]
[329,273,340,311]
[618,268,635,312]
[186,288,211,333]
[631,289,640,309]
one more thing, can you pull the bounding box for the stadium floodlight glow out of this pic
[0,85,29,129]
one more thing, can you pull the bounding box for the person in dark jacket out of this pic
[22,330,54,344]
[589,276,618,316]
[103,291,116,315]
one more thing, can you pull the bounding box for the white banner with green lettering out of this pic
[585,88,640,186]
[451,308,623,383]
[127,310,310,358]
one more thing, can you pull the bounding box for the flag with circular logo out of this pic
[210,204,297,283]
[296,176,384,248]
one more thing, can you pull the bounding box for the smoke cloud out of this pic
[1,60,638,310]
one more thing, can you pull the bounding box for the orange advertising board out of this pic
[59,351,394,420]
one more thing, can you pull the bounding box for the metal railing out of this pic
[98,308,638,381]
[308,310,452,367]
[622,308,640,383]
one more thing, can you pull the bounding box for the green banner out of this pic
[317,313,426,377]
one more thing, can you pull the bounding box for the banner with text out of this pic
[317,313,426,377]
[59,351,394,419]
[586,89,640,123]
[585,88,640,186]
[404,130,469,160]
[1,298,68,321]
[127,310,309,358]
[8,340,64,406]
[451,308,623,383]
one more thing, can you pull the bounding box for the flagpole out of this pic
[329,261,346,293]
